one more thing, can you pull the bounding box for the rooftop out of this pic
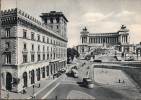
[40,11,68,22]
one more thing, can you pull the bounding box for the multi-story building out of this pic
[76,25,135,59]
[0,8,68,92]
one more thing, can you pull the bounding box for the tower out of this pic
[40,11,68,38]
[118,25,129,45]
[80,27,89,44]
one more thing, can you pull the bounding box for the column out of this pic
[111,37,113,43]
[94,38,95,43]
[87,36,89,43]
[81,37,83,43]
[106,37,108,43]
[116,37,118,43]
[96,37,98,43]
[100,37,101,43]
[84,37,85,43]
[89,38,91,43]
[109,37,111,44]
[99,37,100,43]
[122,36,124,43]
[92,38,94,43]
[113,37,115,43]
[121,36,122,43]
[140,50,141,56]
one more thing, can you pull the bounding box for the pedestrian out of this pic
[86,71,88,76]
[123,80,125,83]
[118,79,120,83]
[23,88,26,94]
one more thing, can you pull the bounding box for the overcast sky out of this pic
[2,0,141,47]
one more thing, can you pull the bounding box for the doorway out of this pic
[6,72,12,91]
[23,72,28,87]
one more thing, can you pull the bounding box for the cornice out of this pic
[1,8,68,42]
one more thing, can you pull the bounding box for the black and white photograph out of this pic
[0,0,141,99]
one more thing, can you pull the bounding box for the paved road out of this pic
[41,60,141,100]
[45,75,129,100]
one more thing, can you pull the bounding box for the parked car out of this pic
[125,56,134,61]
[53,72,62,78]
[71,69,79,78]
[83,78,94,88]
[71,66,78,70]
[66,70,73,77]
[60,68,66,73]
[93,60,102,62]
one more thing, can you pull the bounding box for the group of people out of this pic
[118,79,125,83]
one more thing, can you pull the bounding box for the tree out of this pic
[67,48,79,64]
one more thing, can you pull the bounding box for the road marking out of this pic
[27,78,58,99]
[41,82,60,99]
[35,79,57,95]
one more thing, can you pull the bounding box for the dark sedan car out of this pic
[83,78,94,88]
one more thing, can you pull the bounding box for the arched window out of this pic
[42,67,45,78]
[31,70,35,84]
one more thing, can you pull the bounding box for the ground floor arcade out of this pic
[1,60,67,92]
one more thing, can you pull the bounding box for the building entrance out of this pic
[6,72,12,91]
[23,72,28,87]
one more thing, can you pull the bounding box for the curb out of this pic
[26,75,63,99]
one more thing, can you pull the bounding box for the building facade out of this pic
[76,25,135,59]
[0,8,68,92]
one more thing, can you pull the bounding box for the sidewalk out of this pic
[1,76,55,99]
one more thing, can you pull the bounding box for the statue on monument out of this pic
[121,25,126,29]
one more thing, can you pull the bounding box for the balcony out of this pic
[22,49,28,54]
[30,50,35,54]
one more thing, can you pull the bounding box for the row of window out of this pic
[23,51,66,63]
[23,29,66,47]
[4,28,67,47]
[4,41,66,64]
[4,51,66,64]
[23,43,66,53]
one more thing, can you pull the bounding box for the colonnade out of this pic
[121,35,128,43]
[89,37,118,44]
[81,37,87,43]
